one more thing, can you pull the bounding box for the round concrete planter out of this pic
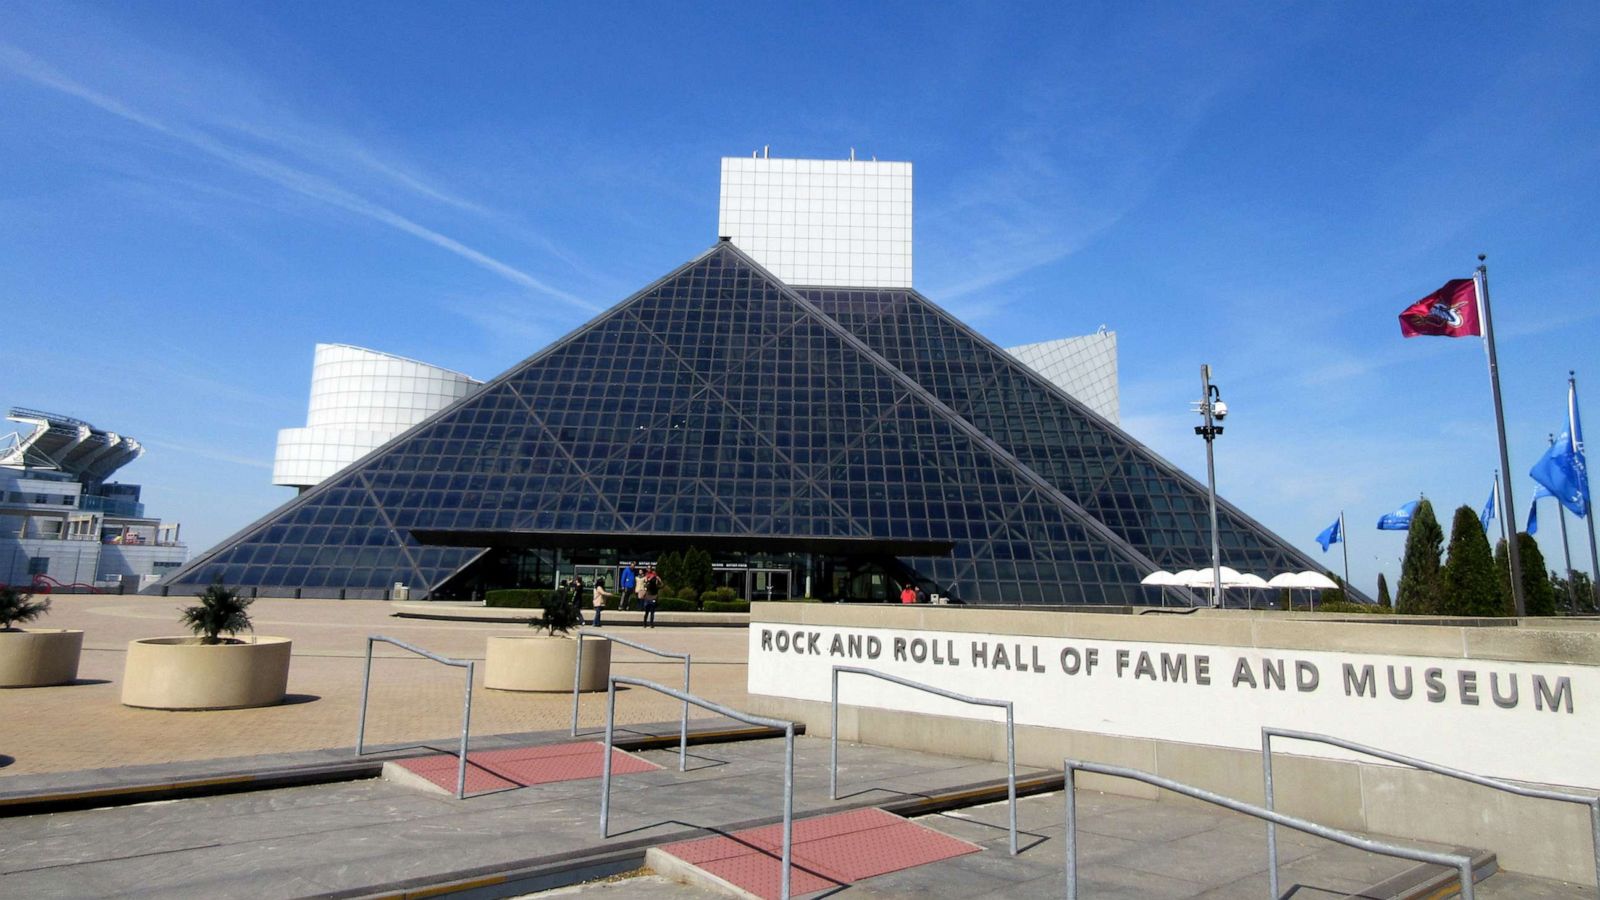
[121,636,292,710]
[485,634,610,692]
[0,629,84,688]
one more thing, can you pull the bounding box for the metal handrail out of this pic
[356,635,476,800]
[572,629,691,771]
[1064,759,1475,900]
[1263,726,1600,899]
[601,675,798,900]
[831,665,1018,855]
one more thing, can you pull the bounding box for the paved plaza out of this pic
[2,596,1595,898]
[0,595,751,776]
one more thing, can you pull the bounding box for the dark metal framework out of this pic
[159,241,1323,603]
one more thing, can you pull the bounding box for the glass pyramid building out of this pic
[159,241,1322,604]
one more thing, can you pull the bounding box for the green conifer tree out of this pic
[1516,532,1556,617]
[1396,499,1444,615]
[1441,505,1502,617]
[1493,538,1512,613]
[1376,573,1391,608]
[656,551,685,592]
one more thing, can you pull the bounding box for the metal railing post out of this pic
[571,633,584,737]
[572,630,691,772]
[355,635,476,800]
[1005,702,1017,857]
[356,636,375,755]
[680,655,690,773]
[1263,727,1279,899]
[600,676,617,837]
[1065,764,1079,900]
[830,665,1018,854]
[782,723,794,900]
[600,676,796,897]
[1263,726,1600,899]
[830,666,840,800]
[1065,758,1476,900]
[456,660,474,800]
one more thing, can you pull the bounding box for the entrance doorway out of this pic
[748,568,790,601]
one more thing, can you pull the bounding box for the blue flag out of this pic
[1377,500,1419,531]
[1528,498,1539,535]
[1530,382,1590,518]
[1315,517,1342,551]
[1480,479,1497,532]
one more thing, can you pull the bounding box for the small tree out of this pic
[1441,505,1501,617]
[1376,573,1391,608]
[656,552,685,592]
[1516,532,1556,617]
[0,587,50,631]
[1319,572,1347,607]
[1494,538,1513,613]
[1396,499,1444,615]
[535,581,582,635]
[1553,569,1597,613]
[685,547,713,594]
[180,580,254,644]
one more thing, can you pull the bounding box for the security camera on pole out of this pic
[1193,365,1227,608]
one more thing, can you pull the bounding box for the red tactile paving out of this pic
[392,741,660,795]
[658,807,982,898]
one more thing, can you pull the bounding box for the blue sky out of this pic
[3,2,1597,598]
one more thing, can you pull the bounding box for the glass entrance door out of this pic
[748,569,790,601]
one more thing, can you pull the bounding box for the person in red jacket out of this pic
[900,584,917,604]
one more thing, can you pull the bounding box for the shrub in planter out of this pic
[657,597,697,612]
[704,600,751,613]
[484,583,606,692]
[537,584,583,635]
[674,585,700,603]
[0,588,83,688]
[1,588,50,630]
[181,581,255,644]
[121,579,291,710]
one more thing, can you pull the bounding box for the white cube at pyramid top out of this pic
[718,154,912,289]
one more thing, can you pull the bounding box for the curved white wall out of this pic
[273,344,480,489]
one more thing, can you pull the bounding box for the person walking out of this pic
[619,562,637,610]
[640,567,661,627]
[591,577,613,627]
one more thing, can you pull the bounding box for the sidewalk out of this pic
[0,595,750,776]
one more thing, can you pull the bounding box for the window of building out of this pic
[27,557,48,576]
[152,561,182,571]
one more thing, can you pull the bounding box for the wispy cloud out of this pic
[0,43,601,314]
[142,438,272,471]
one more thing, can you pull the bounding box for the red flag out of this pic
[1399,278,1481,338]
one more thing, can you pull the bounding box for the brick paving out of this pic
[0,595,751,777]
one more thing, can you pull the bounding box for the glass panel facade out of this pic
[803,288,1319,579]
[162,242,1317,604]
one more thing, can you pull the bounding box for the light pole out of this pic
[1193,365,1227,608]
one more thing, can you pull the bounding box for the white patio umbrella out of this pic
[1175,566,1249,588]
[1266,571,1340,611]
[1293,571,1340,589]
[1139,570,1179,585]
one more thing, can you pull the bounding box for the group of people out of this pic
[899,583,929,604]
[562,562,663,627]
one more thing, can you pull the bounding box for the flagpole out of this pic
[1339,510,1350,599]
[1550,432,1578,611]
[1575,371,1600,611]
[1475,258,1526,615]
